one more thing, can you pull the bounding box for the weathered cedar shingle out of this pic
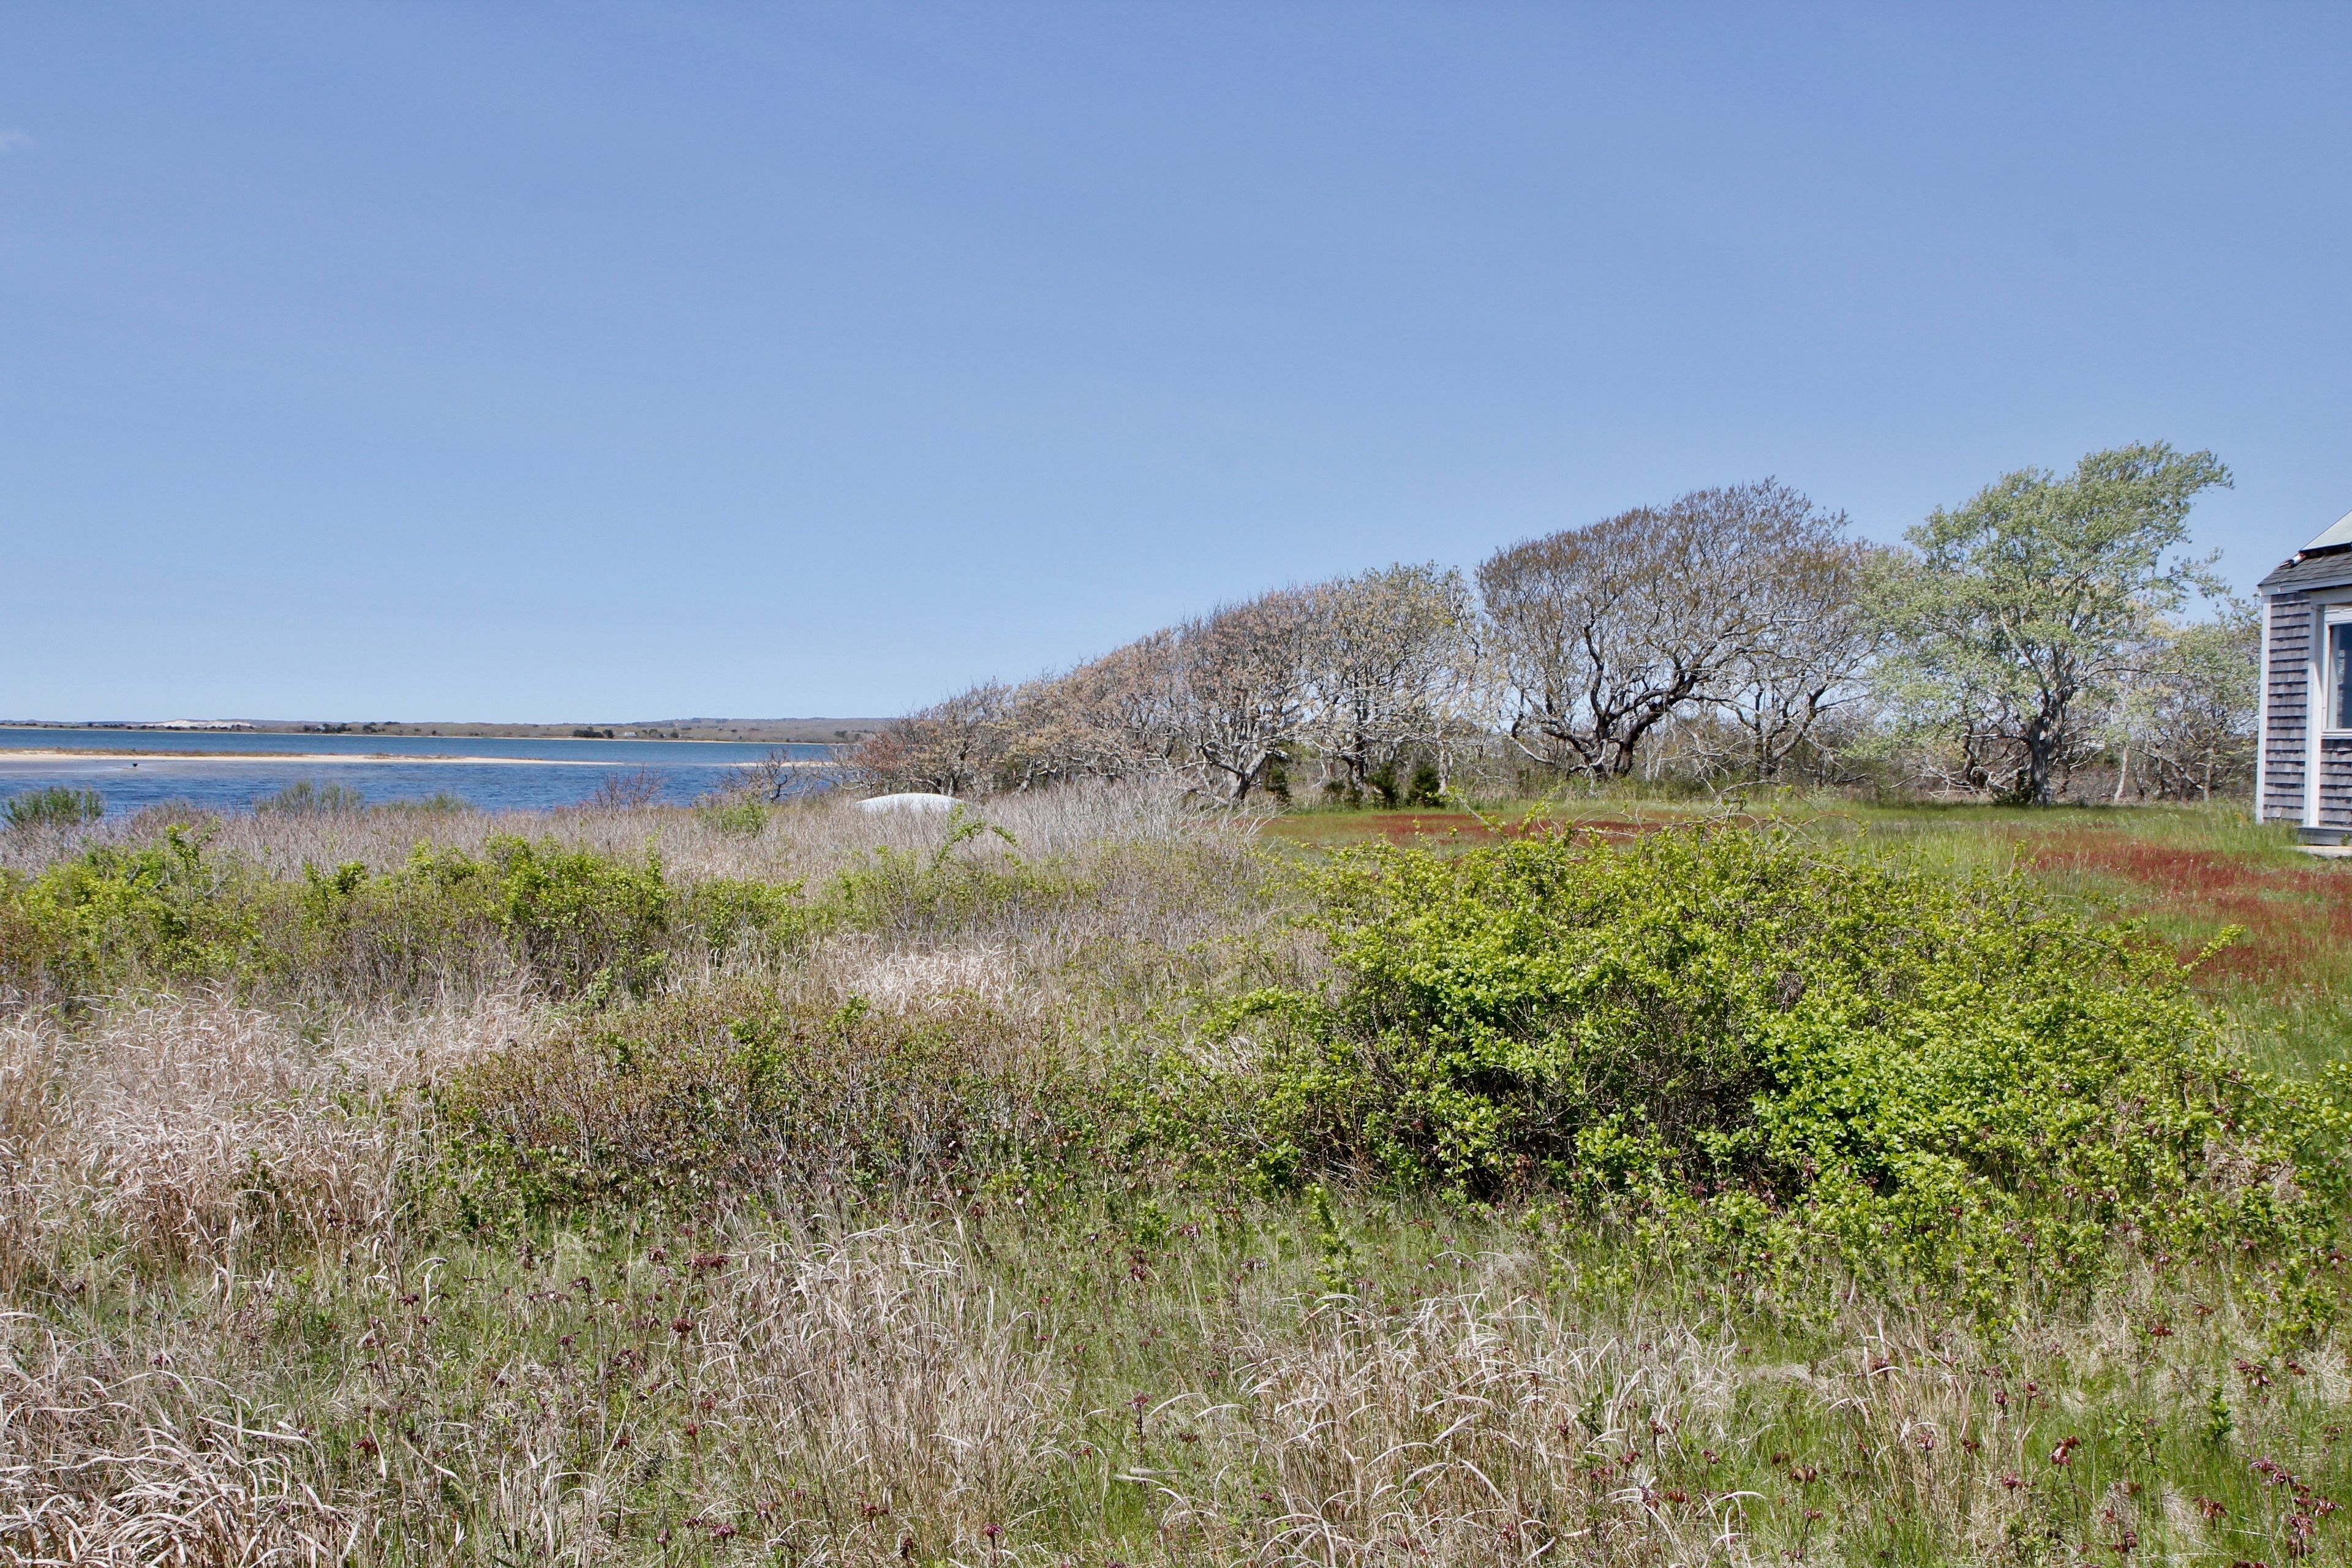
[2266,594,2311,821]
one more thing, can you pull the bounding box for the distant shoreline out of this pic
[0,748,832,767]
[0,722,883,745]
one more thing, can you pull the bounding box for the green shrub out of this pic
[385,791,469,814]
[483,837,678,990]
[695,797,771,837]
[0,832,807,1006]
[255,779,366,815]
[1198,825,2345,1312]
[3,786,104,831]
[821,807,1085,939]
[0,827,247,995]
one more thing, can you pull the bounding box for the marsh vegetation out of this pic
[1,783,2348,1564]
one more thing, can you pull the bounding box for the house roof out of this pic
[2260,508,2352,592]
[2308,509,2352,552]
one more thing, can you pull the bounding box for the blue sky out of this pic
[4,4,2347,722]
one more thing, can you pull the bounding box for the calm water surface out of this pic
[0,728,839,814]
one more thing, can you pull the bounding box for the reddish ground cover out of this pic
[1268,811,1702,848]
[2020,832,2352,989]
[1267,810,1792,856]
[1371,813,1654,843]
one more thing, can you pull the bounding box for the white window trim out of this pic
[2325,607,2352,736]
[2303,590,2352,828]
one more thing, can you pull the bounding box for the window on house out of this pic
[2334,622,2352,729]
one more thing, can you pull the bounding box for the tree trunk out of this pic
[2011,708,2063,805]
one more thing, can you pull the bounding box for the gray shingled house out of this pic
[2259,511,2352,840]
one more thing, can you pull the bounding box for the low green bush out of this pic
[821,806,1088,938]
[0,831,807,1006]
[3,786,104,832]
[255,779,366,815]
[694,797,771,837]
[1194,824,2348,1315]
[384,790,469,814]
[0,828,248,993]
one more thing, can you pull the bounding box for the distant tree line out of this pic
[858,442,2255,807]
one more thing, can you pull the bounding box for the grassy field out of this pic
[3,787,2350,1565]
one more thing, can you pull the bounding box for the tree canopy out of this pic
[860,445,2255,807]
[1874,442,2231,804]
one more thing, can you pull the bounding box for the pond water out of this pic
[0,728,841,815]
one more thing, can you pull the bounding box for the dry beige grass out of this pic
[701,1225,1070,1558]
[820,937,1020,1016]
[0,781,1227,888]
[0,991,533,1280]
[1147,1291,1749,1566]
[0,1342,353,1567]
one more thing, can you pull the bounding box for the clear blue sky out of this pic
[4,4,2346,722]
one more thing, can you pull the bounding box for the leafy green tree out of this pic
[1876,442,2230,804]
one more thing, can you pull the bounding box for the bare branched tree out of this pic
[1477,480,1856,778]
[851,682,1016,796]
[744,747,802,802]
[856,486,1907,804]
[1172,589,1321,804]
[1713,535,1887,780]
[1001,632,1184,790]
[582,768,665,811]
[1305,564,1472,795]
